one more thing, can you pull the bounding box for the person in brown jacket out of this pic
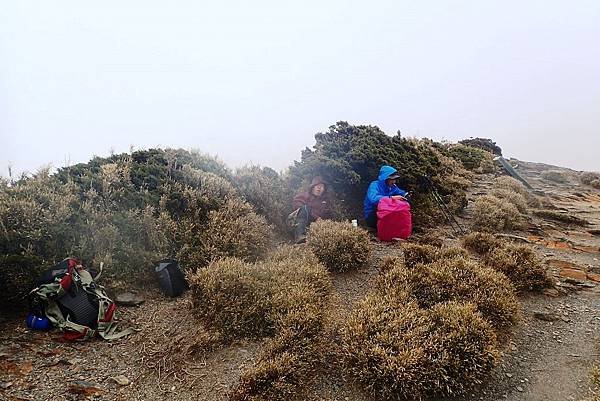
[290,176,332,243]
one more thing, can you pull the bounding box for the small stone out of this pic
[533,311,560,322]
[115,292,145,306]
[510,344,517,352]
[110,375,131,386]
[542,288,560,297]
[560,268,587,281]
[506,373,513,378]
[517,386,524,392]
[586,272,600,283]
[0,381,12,389]
[68,380,103,396]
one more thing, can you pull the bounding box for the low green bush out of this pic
[288,122,473,227]
[234,165,290,234]
[459,138,502,156]
[448,144,492,171]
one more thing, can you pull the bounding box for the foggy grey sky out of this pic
[1,1,599,176]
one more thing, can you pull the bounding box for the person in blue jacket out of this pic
[363,165,409,228]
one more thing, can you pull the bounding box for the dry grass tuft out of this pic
[462,233,551,292]
[189,256,331,340]
[413,229,445,248]
[231,321,327,401]
[341,297,499,399]
[401,243,439,267]
[307,220,373,272]
[490,188,529,213]
[265,244,320,266]
[493,176,529,197]
[462,232,503,255]
[179,198,274,268]
[473,195,522,232]
[377,256,519,330]
[541,170,568,183]
[401,243,470,269]
[483,244,553,292]
[590,364,600,401]
[580,172,600,189]
[191,250,333,400]
[198,250,332,400]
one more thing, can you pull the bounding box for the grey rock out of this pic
[115,292,145,306]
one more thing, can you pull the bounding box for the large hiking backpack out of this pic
[30,258,135,341]
[377,197,412,241]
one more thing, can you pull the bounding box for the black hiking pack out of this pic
[154,259,188,297]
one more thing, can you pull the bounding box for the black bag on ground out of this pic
[155,259,188,297]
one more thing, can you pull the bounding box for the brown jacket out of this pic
[292,176,332,220]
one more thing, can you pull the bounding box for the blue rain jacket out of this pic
[363,165,407,218]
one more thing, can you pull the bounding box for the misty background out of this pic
[1,1,599,177]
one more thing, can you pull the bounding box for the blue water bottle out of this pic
[26,313,53,331]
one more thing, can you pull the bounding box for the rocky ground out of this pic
[1,159,599,401]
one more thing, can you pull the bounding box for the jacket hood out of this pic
[309,175,327,188]
[377,165,398,183]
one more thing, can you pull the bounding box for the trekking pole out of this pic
[419,176,466,235]
[431,190,465,235]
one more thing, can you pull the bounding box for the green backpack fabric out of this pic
[30,258,135,341]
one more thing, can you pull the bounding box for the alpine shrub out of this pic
[234,165,290,234]
[473,195,521,232]
[341,297,499,399]
[178,198,273,268]
[307,220,372,272]
[189,256,331,340]
[192,252,332,400]
[401,243,439,268]
[459,138,502,156]
[490,188,529,213]
[377,256,520,330]
[483,244,552,292]
[462,232,502,255]
[462,234,551,292]
[493,176,529,198]
[289,122,472,226]
[580,172,600,189]
[541,170,568,183]
[447,144,492,171]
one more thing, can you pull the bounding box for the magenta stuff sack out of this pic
[376,197,412,241]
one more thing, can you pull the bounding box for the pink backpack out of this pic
[377,197,412,241]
